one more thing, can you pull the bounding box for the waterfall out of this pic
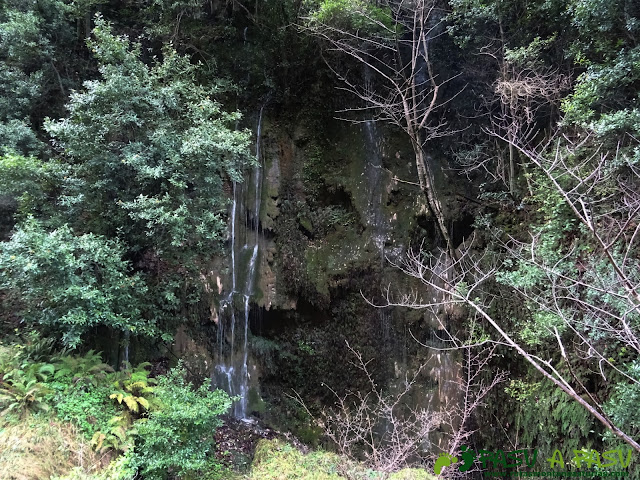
[214,106,264,419]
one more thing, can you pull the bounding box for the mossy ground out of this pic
[247,439,437,480]
[387,469,437,480]
[249,439,343,479]
[1,413,437,480]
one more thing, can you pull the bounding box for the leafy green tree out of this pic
[0,6,48,155]
[0,0,81,155]
[568,0,639,61]
[0,152,63,220]
[560,0,639,152]
[0,15,251,351]
[45,16,251,263]
[0,218,152,347]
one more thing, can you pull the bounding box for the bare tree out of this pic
[361,20,640,449]
[492,63,569,195]
[302,0,464,260]
[294,340,506,477]
[294,342,442,473]
[382,207,640,452]
[457,57,570,197]
[441,345,507,471]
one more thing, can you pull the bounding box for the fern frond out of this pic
[110,393,124,403]
[123,395,139,412]
[137,397,150,410]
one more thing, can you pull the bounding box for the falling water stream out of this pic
[214,106,264,419]
[361,119,461,453]
[363,120,389,263]
[362,120,393,351]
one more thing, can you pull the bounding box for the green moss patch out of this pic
[388,468,437,480]
[249,439,343,479]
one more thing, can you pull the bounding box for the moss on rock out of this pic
[249,439,343,479]
[249,439,438,480]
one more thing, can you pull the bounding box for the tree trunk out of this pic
[415,147,457,261]
[509,142,516,196]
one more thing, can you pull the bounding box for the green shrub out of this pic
[127,363,232,479]
[0,219,153,348]
[49,382,119,438]
[53,350,114,387]
[307,0,397,36]
[0,345,55,418]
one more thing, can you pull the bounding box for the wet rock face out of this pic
[203,108,473,437]
[260,117,420,310]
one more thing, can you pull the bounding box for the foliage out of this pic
[0,377,50,417]
[504,379,540,402]
[0,343,55,418]
[447,0,567,52]
[562,47,640,138]
[514,379,597,461]
[108,362,157,415]
[604,361,640,443]
[53,349,114,387]
[135,0,210,40]
[45,15,251,262]
[306,0,397,36]
[0,218,152,347]
[0,5,253,355]
[0,119,44,156]
[2,343,142,445]
[127,363,232,479]
[568,0,639,59]
[0,0,81,156]
[49,381,119,437]
[2,358,55,384]
[0,152,62,216]
[446,0,501,48]
[91,412,136,453]
[0,345,128,429]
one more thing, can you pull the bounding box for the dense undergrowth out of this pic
[0,339,439,480]
[0,338,235,479]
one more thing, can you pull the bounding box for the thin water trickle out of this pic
[362,120,389,263]
[362,119,394,353]
[231,182,237,292]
